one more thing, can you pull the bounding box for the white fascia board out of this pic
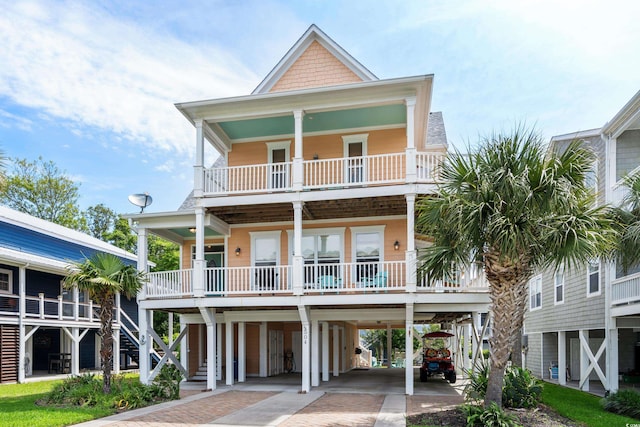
[176,75,432,123]
[550,128,602,143]
[0,206,136,262]
[224,310,300,322]
[611,304,640,318]
[602,90,640,138]
[415,302,491,313]
[309,308,405,322]
[0,247,69,274]
[202,185,410,209]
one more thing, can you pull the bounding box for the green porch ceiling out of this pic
[217,104,406,140]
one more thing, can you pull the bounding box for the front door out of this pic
[269,330,284,376]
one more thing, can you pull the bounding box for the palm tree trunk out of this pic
[100,295,115,394]
[484,252,529,407]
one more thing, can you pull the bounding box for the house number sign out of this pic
[303,325,308,345]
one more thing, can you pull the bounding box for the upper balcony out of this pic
[612,271,640,317]
[203,151,443,197]
[143,260,489,300]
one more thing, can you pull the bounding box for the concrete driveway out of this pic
[75,368,465,427]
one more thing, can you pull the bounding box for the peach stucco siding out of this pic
[269,41,363,92]
[227,128,407,168]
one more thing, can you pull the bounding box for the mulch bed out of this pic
[407,404,582,427]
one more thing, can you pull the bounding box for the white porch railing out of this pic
[416,152,445,182]
[612,271,640,305]
[202,152,445,195]
[204,162,292,194]
[303,260,406,293]
[146,269,193,298]
[205,265,292,295]
[303,153,406,189]
[18,294,99,321]
[417,270,489,291]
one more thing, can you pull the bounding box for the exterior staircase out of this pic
[190,361,207,381]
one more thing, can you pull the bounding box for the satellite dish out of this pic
[128,193,153,213]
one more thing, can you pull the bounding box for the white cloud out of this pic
[0,109,34,131]
[0,0,259,157]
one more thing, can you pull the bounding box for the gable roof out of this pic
[253,24,377,94]
[0,206,137,271]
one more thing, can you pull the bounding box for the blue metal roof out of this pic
[0,222,136,266]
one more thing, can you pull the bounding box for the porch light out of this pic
[235,247,241,256]
[394,240,400,251]
[189,227,196,233]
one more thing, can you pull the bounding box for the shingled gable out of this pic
[252,24,377,94]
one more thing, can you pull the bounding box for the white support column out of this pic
[579,329,590,391]
[292,110,304,190]
[73,286,79,321]
[405,97,417,183]
[405,194,417,292]
[216,323,223,381]
[386,323,392,368]
[226,321,234,385]
[322,322,329,381]
[463,323,471,371]
[311,319,320,386]
[113,327,120,374]
[136,227,148,299]
[72,328,80,376]
[180,318,188,376]
[259,322,268,377]
[194,119,205,197]
[299,306,311,392]
[194,207,206,297]
[607,326,619,392]
[168,313,174,348]
[238,321,246,382]
[18,265,26,383]
[333,325,340,377]
[558,331,566,386]
[405,303,414,395]
[199,307,217,391]
[138,308,151,384]
[292,201,304,295]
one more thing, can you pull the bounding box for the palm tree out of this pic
[612,171,640,274]
[416,127,614,407]
[63,252,145,393]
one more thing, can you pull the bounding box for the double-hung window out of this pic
[529,275,542,310]
[587,259,600,296]
[554,267,564,304]
[0,269,11,294]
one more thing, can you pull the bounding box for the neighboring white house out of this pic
[524,90,640,393]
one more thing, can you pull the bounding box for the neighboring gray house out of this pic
[524,90,640,393]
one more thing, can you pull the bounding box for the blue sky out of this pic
[0,0,638,214]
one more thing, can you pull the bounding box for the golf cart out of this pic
[419,331,457,383]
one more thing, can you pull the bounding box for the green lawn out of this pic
[542,382,638,427]
[0,379,116,427]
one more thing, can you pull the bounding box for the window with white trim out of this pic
[342,134,368,184]
[585,160,598,206]
[587,259,600,295]
[529,275,542,310]
[0,268,12,294]
[554,267,564,304]
[251,231,281,290]
[351,225,384,283]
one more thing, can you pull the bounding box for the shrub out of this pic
[464,363,542,409]
[463,403,521,427]
[601,389,640,419]
[502,366,543,408]
[152,364,183,400]
[464,360,489,404]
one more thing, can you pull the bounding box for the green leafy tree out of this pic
[104,217,137,253]
[83,204,118,240]
[63,253,145,393]
[0,156,83,228]
[416,127,614,407]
